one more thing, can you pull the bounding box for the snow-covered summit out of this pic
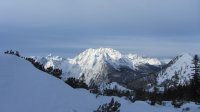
[71,48,133,70]
[157,53,193,87]
[68,48,134,84]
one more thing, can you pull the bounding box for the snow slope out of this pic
[157,53,193,86]
[0,54,199,112]
[0,54,111,112]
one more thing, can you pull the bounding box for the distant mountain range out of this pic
[29,48,194,90]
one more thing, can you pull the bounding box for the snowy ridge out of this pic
[127,54,162,68]
[31,48,164,87]
[157,53,193,86]
[31,48,162,85]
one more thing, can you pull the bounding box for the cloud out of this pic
[0,0,200,57]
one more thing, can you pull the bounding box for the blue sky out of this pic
[0,0,200,58]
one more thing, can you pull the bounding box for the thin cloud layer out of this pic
[0,0,200,57]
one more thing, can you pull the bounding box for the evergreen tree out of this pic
[65,77,88,89]
[15,51,20,57]
[46,66,53,73]
[4,50,9,54]
[190,54,200,103]
[52,69,62,79]
[94,98,121,112]
[149,87,157,105]
[171,100,184,108]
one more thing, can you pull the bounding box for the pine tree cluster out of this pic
[65,77,88,89]
[4,50,20,57]
[94,98,121,112]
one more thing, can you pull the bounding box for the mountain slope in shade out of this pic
[32,48,162,87]
[157,53,193,87]
[2,54,198,112]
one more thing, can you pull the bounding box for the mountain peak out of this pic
[72,48,130,69]
[157,53,193,87]
[72,48,125,67]
[180,53,192,58]
[79,48,123,60]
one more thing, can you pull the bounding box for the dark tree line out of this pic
[190,54,200,103]
[26,57,62,79]
[65,76,88,89]
[5,50,20,57]
[94,98,121,112]
[65,76,135,102]
[88,79,135,102]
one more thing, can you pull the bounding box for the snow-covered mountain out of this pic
[31,48,162,89]
[157,53,193,87]
[2,54,199,112]
[31,48,198,90]
[68,48,133,84]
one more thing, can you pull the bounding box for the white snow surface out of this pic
[0,54,200,112]
[157,53,193,86]
[127,54,161,67]
[32,48,162,83]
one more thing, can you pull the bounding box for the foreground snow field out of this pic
[0,54,199,112]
